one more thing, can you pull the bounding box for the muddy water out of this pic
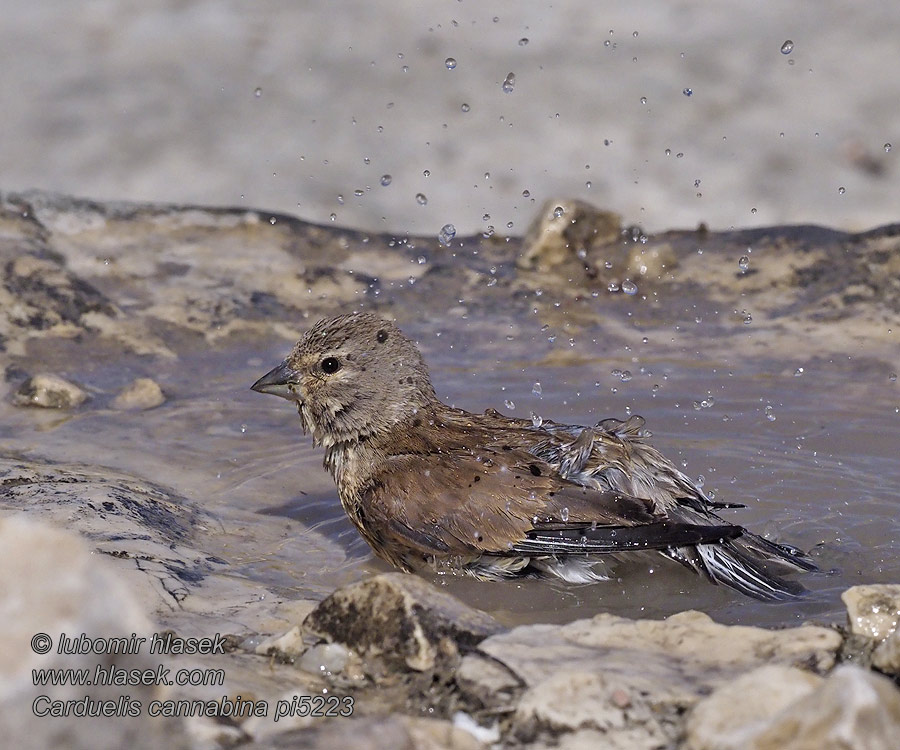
[8,318,898,630]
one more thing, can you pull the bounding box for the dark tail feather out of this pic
[738,532,819,573]
[667,535,814,601]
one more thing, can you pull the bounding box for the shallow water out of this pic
[7,318,898,630]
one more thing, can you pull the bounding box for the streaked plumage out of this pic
[252,313,815,600]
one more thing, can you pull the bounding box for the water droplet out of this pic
[417,256,426,264]
[738,255,750,271]
[353,189,364,197]
[640,96,648,105]
[794,367,804,376]
[743,311,753,325]
[253,87,262,97]
[750,207,758,214]
[585,180,592,189]
[607,282,620,293]
[885,143,893,153]
[621,280,638,295]
[415,193,428,206]
[504,399,515,410]
[445,57,457,69]
[765,405,776,421]
[460,103,470,112]
[518,37,529,46]
[838,186,846,194]
[780,40,794,55]
[502,72,516,93]
[522,189,531,198]
[621,370,633,382]
[890,372,898,382]
[683,87,693,97]
[380,174,392,186]
[532,381,542,396]
[438,223,456,246]
[553,205,565,218]
[531,411,543,427]
[560,507,570,522]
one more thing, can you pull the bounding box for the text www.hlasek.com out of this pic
[32,664,225,688]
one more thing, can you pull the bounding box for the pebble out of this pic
[13,373,87,408]
[112,377,165,410]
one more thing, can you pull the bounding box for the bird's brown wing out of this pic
[359,447,742,564]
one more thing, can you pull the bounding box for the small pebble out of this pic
[13,373,87,409]
[112,378,165,410]
[299,642,349,675]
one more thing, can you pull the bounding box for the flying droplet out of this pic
[380,174,392,186]
[504,399,515,410]
[460,103,470,112]
[531,411,543,427]
[532,381,542,396]
[738,255,750,271]
[885,143,893,153]
[780,40,794,55]
[445,58,457,70]
[683,87,693,97]
[838,186,846,194]
[438,223,456,246]
[518,38,529,46]
[253,87,262,97]
[502,72,516,93]
[415,193,428,205]
[560,507,570,522]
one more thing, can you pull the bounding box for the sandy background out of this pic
[2,0,898,236]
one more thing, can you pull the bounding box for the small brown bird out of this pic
[252,313,815,600]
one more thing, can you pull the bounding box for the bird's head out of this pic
[252,313,437,446]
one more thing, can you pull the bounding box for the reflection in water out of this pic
[4,328,898,629]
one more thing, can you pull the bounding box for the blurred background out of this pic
[2,0,898,236]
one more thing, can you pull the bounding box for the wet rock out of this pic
[513,670,668,748]
[112,377,165,410]
[685,665,822,750]
[462,610,841,745]
[872,628,900,675]
[254,626,305,661]
[302,573,503,674]
[0,455,293,636]
[519,199,622,272]
[746,665,900,750]
[842,584,900,640]
[299,642,351,676]
[240,714,485,750]
[12,372,87,408]
[0,516,188,750]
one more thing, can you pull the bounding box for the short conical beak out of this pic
[251,360,302,402]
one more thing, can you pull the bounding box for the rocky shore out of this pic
[1,190,899,748]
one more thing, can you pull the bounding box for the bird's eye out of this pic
[320,356,341,374]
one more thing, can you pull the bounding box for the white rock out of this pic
[842,584,900,640]
[111,377,165,410]
[686,665,822,750]
[12,373,87,408]
[0,515,186,749]
[748,665,900,750]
